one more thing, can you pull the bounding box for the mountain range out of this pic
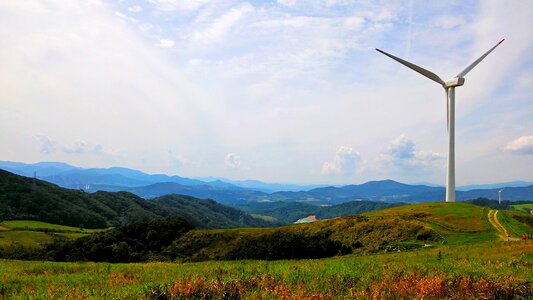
[1,161,532,205]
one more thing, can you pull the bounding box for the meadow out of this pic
[0,241,531,299]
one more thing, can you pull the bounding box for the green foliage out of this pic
[150,195,279,228]
[466,197,512,209]
[44,217,194,263]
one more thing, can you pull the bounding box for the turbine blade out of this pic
[376,48,445,85]
[456,39,505,78]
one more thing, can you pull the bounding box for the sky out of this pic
[0,0,532,185]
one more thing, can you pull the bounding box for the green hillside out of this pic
[169,202,528,261]
[363,202,489,231]
[0,220,103,253]
[0,170,274,229]
[150,195,278,228]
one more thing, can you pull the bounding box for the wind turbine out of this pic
[376,39,505,202]
[498,189,504,205]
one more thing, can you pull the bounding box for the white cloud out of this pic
[322,146,360,175]
[158,38,175,48]
[146,0,211,11]
[385,134,415,159]
[63,139,88,154]
[505,135,533,155]
[277,0,297,7]
[128,5,143,13]
[381,134,443,167]
[224,153,241,169]
[34,134,56,155]
[192,3,253,43]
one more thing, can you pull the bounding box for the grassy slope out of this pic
[1,220,102,232]
[170,202,501,262]
[512,203,533,211]
[0,220,104,248]
[497,210,533,237]
[363,202,498,245]
[172,216,434,261]
[0,231,52,248]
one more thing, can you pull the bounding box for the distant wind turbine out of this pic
[376,39,505,202]
[498,189,504,205]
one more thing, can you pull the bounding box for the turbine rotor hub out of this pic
[444,77,465,88]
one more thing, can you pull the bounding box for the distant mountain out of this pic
[194,177,328,192]
[0,170,275,229]
[457,181,533,191]
[0,161,80,177]
[458,186,533,201]
[0,161,227,189]
[265,180,442,204]
[264,180,533,204]
[125,182,266,205]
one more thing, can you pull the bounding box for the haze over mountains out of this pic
[1,161,532,205]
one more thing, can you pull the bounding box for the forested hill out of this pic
[0,170,275,229]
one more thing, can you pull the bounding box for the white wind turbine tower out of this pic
[376,39,505,202]
[498,189,504,205]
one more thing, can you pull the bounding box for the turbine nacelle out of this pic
[444,77,465,88]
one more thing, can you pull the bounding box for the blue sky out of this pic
[0,0,531,185]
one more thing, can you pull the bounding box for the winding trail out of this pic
[487,210,520,241]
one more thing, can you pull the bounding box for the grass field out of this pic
[498,210,533,237]
[0,240,531,299]
[0,230,53,248]
[364,202,489,231]
[0,220,106,248]
[0,220,103,233]
[512,203,533,211]
[362,202,501,246]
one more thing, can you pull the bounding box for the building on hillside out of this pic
[294,215,317,224]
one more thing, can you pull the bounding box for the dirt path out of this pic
[487,210,520,241]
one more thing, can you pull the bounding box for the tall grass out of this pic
[0,240,530,299]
